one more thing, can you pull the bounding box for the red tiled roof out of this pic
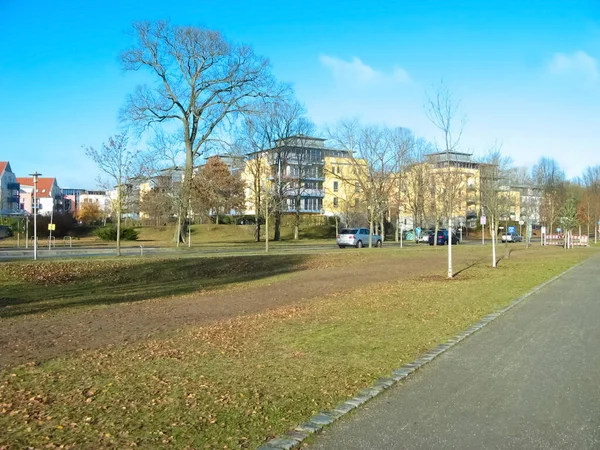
[16,177,57,198]
[0,162,7,176]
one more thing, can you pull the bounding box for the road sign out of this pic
[47,224,56,231]
[519,220,524,225]
[415,227,421,236]
[480,215,487,225]
[557,228,562,233]
[508,226,516,234]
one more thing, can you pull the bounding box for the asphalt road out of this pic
[0,238,524,260]
[311,255,600,450]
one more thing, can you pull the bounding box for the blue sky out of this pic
[1,0,599,188]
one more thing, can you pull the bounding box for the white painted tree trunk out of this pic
[447,217,453,278]
[491,215,497,268]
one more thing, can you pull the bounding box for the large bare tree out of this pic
[120,20,277,242]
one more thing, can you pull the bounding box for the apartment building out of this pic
[0,162,20,215]
[241,135,356,218]
[17,177,61,215]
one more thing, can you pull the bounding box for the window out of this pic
[333,197,338,208]
[333,181,339,192]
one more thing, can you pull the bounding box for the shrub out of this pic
[94,226,139,241]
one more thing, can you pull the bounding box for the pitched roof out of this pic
[0,162,8,176]
[16,177,57,198]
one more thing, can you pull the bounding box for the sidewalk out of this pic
[311,256,600,449]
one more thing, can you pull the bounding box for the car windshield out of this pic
[340,229,359,235]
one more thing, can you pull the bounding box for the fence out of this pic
[543,234,588,247]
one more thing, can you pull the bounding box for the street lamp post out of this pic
[30,171,42,260]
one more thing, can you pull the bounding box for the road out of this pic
[311,255,600,450]
[0,238,520,260]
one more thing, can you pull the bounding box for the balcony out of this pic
[297,188,325,197]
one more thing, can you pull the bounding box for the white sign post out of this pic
[541,226,546,246]
[480,215,487,245]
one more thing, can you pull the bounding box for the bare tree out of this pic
[84,133,147,256]
[479,147,513,267]
[533,157,566,234]
[235,99,312,241]
[582,165,600,243]
[403,138,434,236]
[425,80,466,153]
[329,120,400,248]
[120,20,278,242]
[424,82,467,278]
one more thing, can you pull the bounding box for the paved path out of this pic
[311,256,600,450]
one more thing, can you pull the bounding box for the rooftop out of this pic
[16,177,58,198]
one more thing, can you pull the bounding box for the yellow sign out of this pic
[48,224,56,231]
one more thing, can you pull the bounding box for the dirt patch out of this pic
[0,250,479,369]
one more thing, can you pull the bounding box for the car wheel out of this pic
[376,240,382,248]
[356,240,363,248]
[338,245,345,249]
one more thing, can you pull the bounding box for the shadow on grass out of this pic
[452,257,486,277]
[0,254,311,318]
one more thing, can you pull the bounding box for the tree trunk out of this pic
[491,215,497,268]
[369,219,374,248]
[274,211,281,241]
[116,184,121,257]
[434,223,439,247]
[395,214,399,243]
[335,215,339,236]
[265,205,269,252]
[294,207,300,240]
[447,217,453,278]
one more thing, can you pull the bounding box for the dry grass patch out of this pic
[0,247,593,449]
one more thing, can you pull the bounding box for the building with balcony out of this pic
[17,177,61,216]
[0,162,20,215]
[241,135,356,217]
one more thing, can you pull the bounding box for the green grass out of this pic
[0,247,593,449]
[0,224,337,249]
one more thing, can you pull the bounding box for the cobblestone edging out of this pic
[257,260,587,450]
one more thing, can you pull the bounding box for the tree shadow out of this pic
[452,257,486,277]
[0,254,311,318]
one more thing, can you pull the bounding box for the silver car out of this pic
[337,228,382,248]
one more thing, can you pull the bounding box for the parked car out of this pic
[428,229,459,246]
[501,232,522,243]
[416,230,433,243]
[337,228,382,248]
[0,225,13,239]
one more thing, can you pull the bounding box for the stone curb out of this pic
[257,259,588,450]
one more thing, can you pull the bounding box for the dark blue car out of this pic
[429,229,459,246]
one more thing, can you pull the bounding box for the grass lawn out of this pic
[0,251,359,319]
[0,246,594,449]
[0,224,337,249]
